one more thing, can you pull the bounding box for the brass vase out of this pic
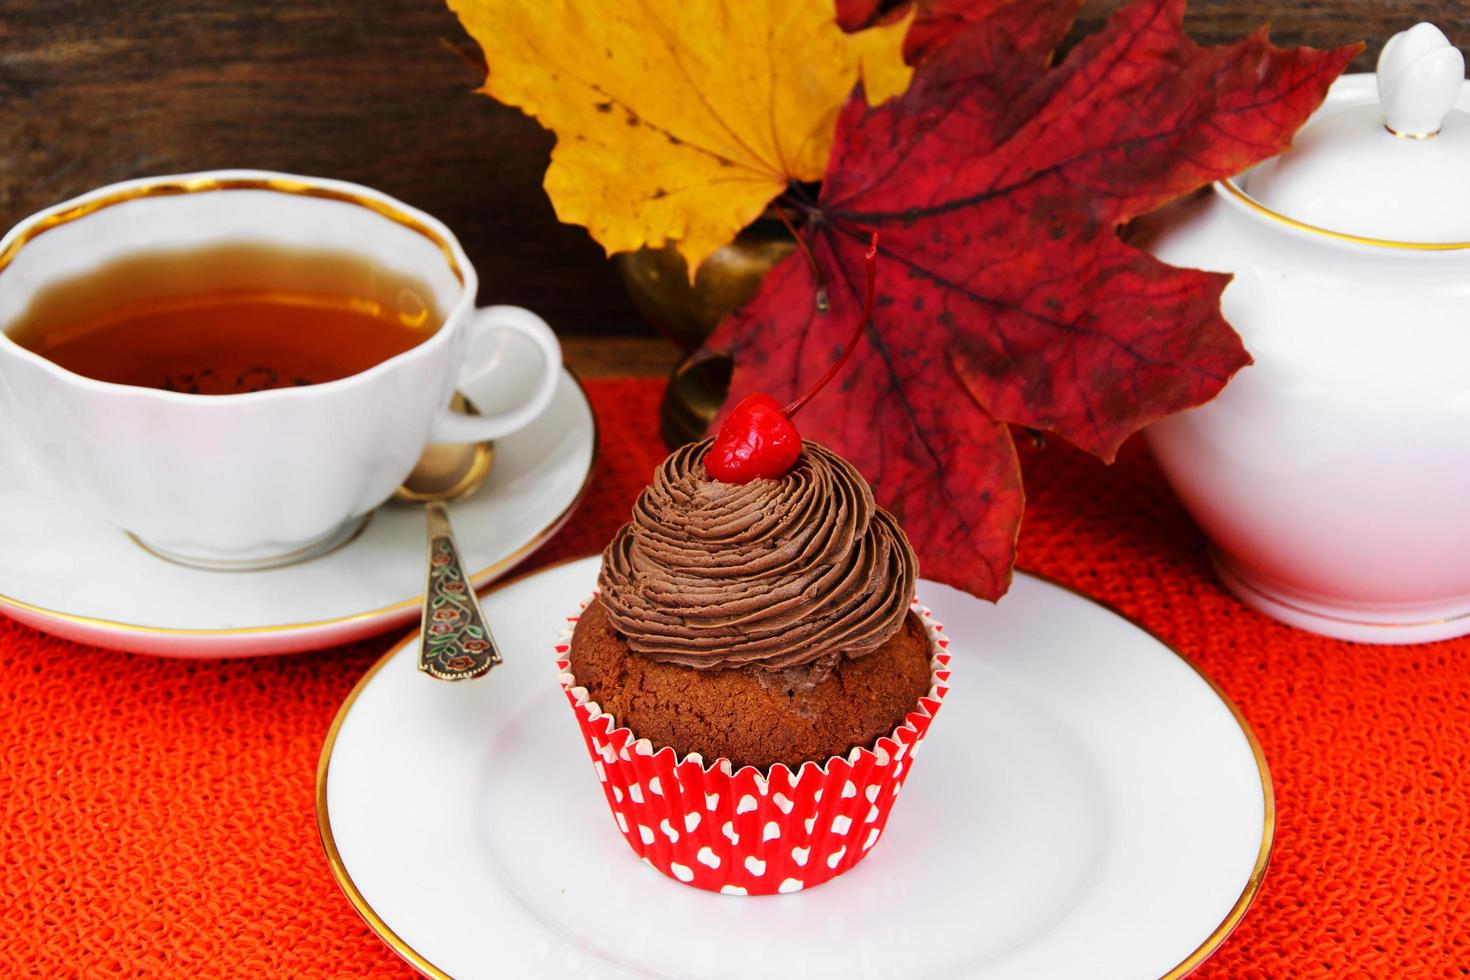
[614,212,795,448]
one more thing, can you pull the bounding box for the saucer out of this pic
[318,556,1273,979]
[0,369,594,658]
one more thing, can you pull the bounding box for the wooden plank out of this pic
[562,336,679,379]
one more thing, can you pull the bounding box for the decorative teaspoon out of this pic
[394,394,501,681]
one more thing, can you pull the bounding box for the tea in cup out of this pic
[0,171,562,569]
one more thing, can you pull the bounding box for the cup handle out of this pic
[429,305,562,443]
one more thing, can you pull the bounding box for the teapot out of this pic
[1133,24,1470,643]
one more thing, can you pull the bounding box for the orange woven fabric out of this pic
[2,377,1468,977]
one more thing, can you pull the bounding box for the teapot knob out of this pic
[1377,23,1465,138]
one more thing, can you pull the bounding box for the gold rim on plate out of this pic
[1039,574,1277,980]
[0,372,597,639]
[316,561,1275,980]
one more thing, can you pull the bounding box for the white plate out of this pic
[0,366,594,658]
[318,557,1273,980]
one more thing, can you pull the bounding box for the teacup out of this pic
[0,170,562,570]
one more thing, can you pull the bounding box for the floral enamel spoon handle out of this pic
[419,501,501,680]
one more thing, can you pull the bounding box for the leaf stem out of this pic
[772,202,829,312]
[782,233,879,419]
[783,181,818,208]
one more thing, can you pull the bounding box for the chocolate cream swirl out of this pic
[597,439,918,671]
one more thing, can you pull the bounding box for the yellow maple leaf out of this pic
[447,0,912,275]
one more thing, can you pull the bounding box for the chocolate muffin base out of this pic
[567,598,934,771]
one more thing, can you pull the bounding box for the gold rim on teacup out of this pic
[0,174,466,281]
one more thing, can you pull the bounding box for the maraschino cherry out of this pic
[705,233,879,484]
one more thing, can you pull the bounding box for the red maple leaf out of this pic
[702,0,1360,599]
[836,0,1033,71]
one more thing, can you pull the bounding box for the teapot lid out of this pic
[1239,23,1470,244]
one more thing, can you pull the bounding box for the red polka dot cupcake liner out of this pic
[555,596,951,895]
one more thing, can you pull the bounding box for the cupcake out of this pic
[556,436,949,894]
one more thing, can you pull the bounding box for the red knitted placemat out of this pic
[2,377,1468,977]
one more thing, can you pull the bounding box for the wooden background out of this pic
[0,1,1460,336]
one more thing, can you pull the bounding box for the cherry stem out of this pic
[781,232,879,419]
